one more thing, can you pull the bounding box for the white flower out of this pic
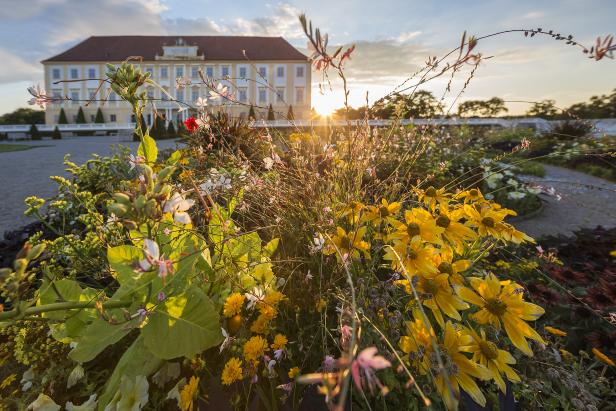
[27,393,60,411]
[245,287,265,310]
[65,395,97,411]
[263,157,275,170]
[199,169,231,193]
[507,191,526,200]
[27,84,50,108]
[163,192,195,225]
[220,327,236,353]
[209,83,229,101]
[139,239,174,280]
[128,154,145,170]
[309,234,325,254]
[175,76,191,90]
[195,97,208,111]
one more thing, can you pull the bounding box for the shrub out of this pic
[58,107,68,124]
[166,120,176,139]
[267,104,275,120]
[548,120,593,141]
[94,107,104,123]
[75,106,86,124]
[287,104,294,120]
[248,104,256,120]
[51,126,62,140]
[28,124,41,140]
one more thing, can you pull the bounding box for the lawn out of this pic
[0,143,43,153]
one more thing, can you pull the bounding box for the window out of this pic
[176,90,184,102]
[176,66,184,78]
[109,91,117,103]
[191,66,199,78]
[52,89,62,104]
[162,87,169,101]
[258,87,267,104]
[258,67,267,78]
[70,89,80,104]
[88,68,96,78]
[296,66,305,78]
[295,87,305,103]
[238,87,247,103]
[70,68,79,79]
[221,66,229,77]
[191,88,199,102]
[88,88,96,100]
[110,114,117,122]
[239,67,247,78]
[160,67,168,78]
[147,88,154,99]
[276,66,285,78]
[52,68,61,79]
[276,87,285,103]
[206,66,214,78]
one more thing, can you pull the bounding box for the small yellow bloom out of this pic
[223,293,245,318]
[315,298,327,312]
[544,326,567,337]
[243,336,268,364]
[179,376,199,411]
[288,367,300,379]
[222,357,244,385]
[271,334,288,351]
[610,250,616,257]
[0,374,16,390]
[592,348,615,366]
[361,198,401,227]
[559,349,574,361]
[323,226,370,262]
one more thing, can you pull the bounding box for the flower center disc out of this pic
[438,262,453,275]
[379,206,390,217]
[407,222,421,237]
[436,215,450,228]
[482,217,495,228]
[479,340,499,360]
[425,187,437,197]
[485,298,507,316]
[339,236,351,250]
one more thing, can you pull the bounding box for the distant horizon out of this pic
[1,0,615,116]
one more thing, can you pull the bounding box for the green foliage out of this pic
[458,97,508,117]
[526,99,560,118]
[151,115,166,140]
[137,133,158,163]
[29,124,41,140]
[94,107,105,123]
[58,107,68,124]
[166,120,176,139]
[52,126,62,140]
[75,107,86,124]
[373,90,443,118]
[0,107,45,125]
[133,113,146,141]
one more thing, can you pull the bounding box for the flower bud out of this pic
[144,199,159,219]
[108,203,128,217]
[134,194,147,211]
[26,244,46,261]
[13,258,28,275]
[113,192,131,205]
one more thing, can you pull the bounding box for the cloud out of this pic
[0,48,41,83]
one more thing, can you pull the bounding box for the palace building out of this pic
[42,36,311,126]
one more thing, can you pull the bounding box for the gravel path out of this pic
[515,164,616,238]
[0,137,180,234]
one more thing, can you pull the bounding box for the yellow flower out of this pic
[179,376,199,411]
[338,201,364,223]
[432,251,471,285]
[391,208,444,245]
[463,328,520,393]
[455,188,485,203]
[417,186,450,210]
[432,322,491,410]
[592,348,615,366]
[433,205,477,250]
[222,357,244,385]
[315,298,327,312]
[458,273,545,356]
[544,326,567,337]
[361,198,401,227]
[463,204,510,241]
[399,312,435,371]
[263,290,285,307]
[323,226,370,262]
[271,334,288,351]
[250,313,272,334]
[610,250,616,257]
[243,336,268,364]
[384,237,437,276]
[288,367,300,379]
[223,293,245,318]
[559,349,574,361]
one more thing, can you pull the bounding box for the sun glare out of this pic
[312,93,339,117]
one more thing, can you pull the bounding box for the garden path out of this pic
[0,137,179,234]
[515,164,616,238]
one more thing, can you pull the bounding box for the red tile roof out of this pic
[42,36,308,63]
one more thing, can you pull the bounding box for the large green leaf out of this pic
[107,245,142,285]
[69,318,132,363]
[37,278,82,320]
[97,336,163,411]
[137,133,158,164]
[142,286,221,360]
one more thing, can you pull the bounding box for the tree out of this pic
[333,106,368,120]
[151,115,166,140]
[248,105,256,120]
[75,106,86,123]
[167,120,176,139]
[94,107,104,123]
[526,100,559,119]
[52,126,62,140]
[58,108,68,124]
[286,105,294,120]
[0,108,44,125]
[373,90,443,119]
[267,104,275,121]
[29,124,41,140]
[457,97,508,117]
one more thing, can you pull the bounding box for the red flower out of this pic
[184,117,198,132]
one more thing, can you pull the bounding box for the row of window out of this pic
[52,86,306,105]
[51,65,306,81]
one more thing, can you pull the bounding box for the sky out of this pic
[0,0,615,116]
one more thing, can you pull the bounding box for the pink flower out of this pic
[351,347,391,394]
[139,239,174,280]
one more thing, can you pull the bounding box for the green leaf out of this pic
[142,286,221,360]
[98,336,163,411]
[137,133,158,164]
[263,238,279,258]
[69,318,132,363]
[107,245,142,285]
[37,278,82,320]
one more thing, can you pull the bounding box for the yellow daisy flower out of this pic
[455,188,485,203]
[399,313,436,372]
[433,205,477,250]
[391,208,444,245]
[463,204,509,241]
[243,336,268,364]
[323,226,370,262]
[221,357,244,385]
[271,334,288,351]
[432,251,471,285]
[417,186,450,210]
[384,237,438,276]
[288,367,301,379]
[462,328,520,393]
[223,293,245,318]
[458,273,546,356]
[179,376,199,411]
[338,201,364,223]
[361,198,401,227]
